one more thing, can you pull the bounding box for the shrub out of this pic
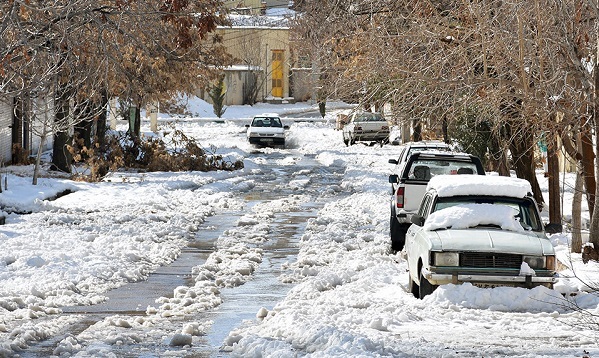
[70,128,243,182]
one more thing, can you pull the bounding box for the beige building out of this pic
[200,1,315,106]
[217,26,291,104]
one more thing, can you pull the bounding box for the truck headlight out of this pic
[434,252,459,266]
[523,256,546,269]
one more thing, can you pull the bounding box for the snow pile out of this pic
[424,203,525,232]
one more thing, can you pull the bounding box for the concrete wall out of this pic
[290,68,313,102]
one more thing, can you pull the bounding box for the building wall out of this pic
[29,96,54,156]
[0,98,13,164]
[290,68,313,102]
[223,69,252,106]
[217,26,290,102]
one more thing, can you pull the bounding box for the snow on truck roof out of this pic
[254,113,280,118]
[427,174,532,198]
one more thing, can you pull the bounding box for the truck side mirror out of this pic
[388,159,398,165]
[389,174,399,184]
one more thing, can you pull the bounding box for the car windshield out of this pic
[252,117,282,127]
[407,159,477,180]
[433,196,542,231]
[356,113,384,122]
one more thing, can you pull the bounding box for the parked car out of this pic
[341,111,389,146]
[388,151,485,251]
[246,114,289,147]
[404,175,558,299]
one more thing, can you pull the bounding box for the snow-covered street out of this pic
[1,101,599,357]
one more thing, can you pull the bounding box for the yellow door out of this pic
[271,50,284,98]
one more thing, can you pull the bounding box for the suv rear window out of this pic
[407,159,478,180]
[356,113,384,122]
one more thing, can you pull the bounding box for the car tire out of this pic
[390,209,407,251]
[408,274,419,298]
[418,266,438,299]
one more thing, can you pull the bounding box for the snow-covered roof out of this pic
[254,112,280,117]
[228,14,290,27]
[428,175,532,198]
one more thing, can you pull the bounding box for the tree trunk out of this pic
[442,115,449,144]
[51,131,72,173]
[127,105,141,139]
[95,91,108,146]
[74,119,92,150]
[32,129,48,185]
[580,122,596,219]
[51,91,72,173]
[412,119,422,142]
[589,63,599,252]
[12,96,25,164]
[546,133,562,232]
[490,133,510,176]
[509,126,544,206]
[572,164,583,253]
[582,64,599,252]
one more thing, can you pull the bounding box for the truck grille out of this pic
[460,252,522,269]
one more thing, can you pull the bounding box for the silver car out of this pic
[404,175,557,298]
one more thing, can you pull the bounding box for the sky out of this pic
[0,98,599,357]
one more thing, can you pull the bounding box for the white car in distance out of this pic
[245,114,289,148]
[341,111,389,146]
[405,175,557,299]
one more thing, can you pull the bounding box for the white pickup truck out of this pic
[388,151,485,252]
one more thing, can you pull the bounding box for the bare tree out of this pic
[237,32,267,105]
[293,0,599,251]
[1,0,232,181]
